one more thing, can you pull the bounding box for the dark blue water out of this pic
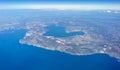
[0,30,120,70]
[43,25,84,37]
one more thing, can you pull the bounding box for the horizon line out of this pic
[0,4,120,10]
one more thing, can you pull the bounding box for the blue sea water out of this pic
[43,25,84,37]
[0,30,120,70]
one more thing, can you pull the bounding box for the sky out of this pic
[0,0,119,3]
[0,0,119,4]
[0,0,120,10]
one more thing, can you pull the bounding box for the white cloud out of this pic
[106,10,112,13]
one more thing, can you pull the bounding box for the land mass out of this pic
[0,9,120,60]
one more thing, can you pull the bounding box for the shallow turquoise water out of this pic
[0,30,120,70]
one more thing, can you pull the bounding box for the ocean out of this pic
[0,30,120,70]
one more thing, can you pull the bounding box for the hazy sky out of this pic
[0,0,119,4]
[0,0,119,10]
[0,0,119,3]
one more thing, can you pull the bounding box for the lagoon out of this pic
[43,25,84,37]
